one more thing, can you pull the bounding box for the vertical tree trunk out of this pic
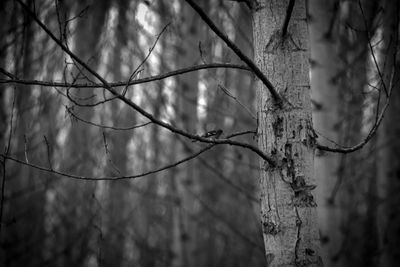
[377,1,400,265]
[171,2,200,266]
[101,2,133,266]
[335,2,378,265]
[308,1,341,266]
[253,1,321,266]
[60,2,110,265]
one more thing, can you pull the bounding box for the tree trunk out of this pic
[101,2,133,266]
[377,1,400,265]
[308,1,341,265]
[253,1,321,266]
[171,2,200,266]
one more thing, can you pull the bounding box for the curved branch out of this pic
[65,106,152,131]
[1,143,217,181]
[317,68,396,154]
[184,0,283,106]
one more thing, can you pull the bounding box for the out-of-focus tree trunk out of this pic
[253,1,321,265]
[2,2,45,265]
[308,1,341,266]
[334,1,378,266]
[59,1,110,266]
[377,1,400,266]
[0,0,10,154]
[100,1,133,266]
[171,2,200,266]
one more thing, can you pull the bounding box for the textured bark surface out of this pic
[253,0,321,266]
[308,1,341,265]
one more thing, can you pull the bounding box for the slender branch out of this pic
[218,84,256,119]
[317,0,399,154]
[0,130,258,183]
[359,0,388,97]
[0,63,251,88]
[317,67,397,153]
[2,144,216,181]
[122,22,170,96]
[281,0,295,37]
[43,135,53,170]
[65,106,152,131]
[184,0,283,106]
[17,0,275,165]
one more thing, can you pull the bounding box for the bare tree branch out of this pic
[16,0,276,166]
[184,0,283,106]
[65,106,152,131]
[1,143,215,181]
[317,66,397,153]
[0,63,251,88]
[316,0,399,154]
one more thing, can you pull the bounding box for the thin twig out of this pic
[122,23,170,96]
[1,143,216,181]
[43,135,53,170]
[218,84,256,119]
[0,130,257,182]
[65,106,152,130]
[24,134,29,163]
[317,68,397,153]
[359,0,388,97]
[102,132,122,175]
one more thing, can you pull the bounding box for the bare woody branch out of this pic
[1,144,216,181]
[16,0,276,166]
[65,106,152,131]
[317,56,398,153]
[184,0,283,106]
[0,63,251,89]
[316,0,399,154]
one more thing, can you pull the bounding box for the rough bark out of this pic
[254,1,321,266]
